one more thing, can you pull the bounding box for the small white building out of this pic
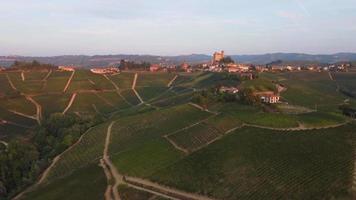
[58,66,75,72]
[90,67,120,75]
[219,86,239,94]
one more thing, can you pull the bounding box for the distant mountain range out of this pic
[1,53,356,67]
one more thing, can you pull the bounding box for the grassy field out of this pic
[112,137,183,177]
[0,107,37,127]
[0,96,37,116]
[136,87,169,101]
[151,124,356,200]
[136,72,176,87]
[44,71,71,92]
[0,73,15,95]
[97,91,131,110]
[7,72,45,94]
[108,72,135,89]
[34,94,71,116]
[23,163,107,200]
[0,123,30,141]
[120,89,141,105]
[333,72,356,97]
[69,92,115,115]
[270,72,345,112]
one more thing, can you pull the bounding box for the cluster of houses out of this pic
[58,66,76,72]
[219,86,281,104]
[90,67,120,75]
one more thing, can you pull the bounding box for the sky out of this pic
[0,0,356,56]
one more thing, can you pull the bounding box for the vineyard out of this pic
[23,163,107,200]
[44,123,110,182]
[1,69,355,200]
[108,72,135,89]
[151,125,356,200]
[136,72,176,87]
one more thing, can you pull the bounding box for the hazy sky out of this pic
[1,0,356,56]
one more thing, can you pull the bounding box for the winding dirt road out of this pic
[132,73,144,104]
[62,93,77,114]
[167,75,178,88]
[63,70,75,93]
[25,96,42,125]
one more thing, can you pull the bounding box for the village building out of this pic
[90,67,120,75]
[219,86,239,94]
[227,63,249,73]
[0,66,5,71]
[212,50,225,65]
[150,64,161,72]
[58,66,75,72]
[254,91,280,104]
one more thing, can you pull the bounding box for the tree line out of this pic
[0,113,104,199]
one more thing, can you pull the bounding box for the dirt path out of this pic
[328,72,334,81]
[63,70,75,93]
[100,159,115,200]
[25,96,42,125]
[188,103,219,115]
[43,70,52,81]
[8,110,37,121]
[164,136,189,154]
[125,176,217,200]
[244,121,350,131]
[101,121,215,200]
[102,121,123,200]
[104,74,132,106]
[0,140,8,147]
[2,120,32,129]
[6,73,17,91]
[95,92,114,107]
[167,75,178,88]
[62,93,77,114]
[132,73,144,104]
[21,71,25,81]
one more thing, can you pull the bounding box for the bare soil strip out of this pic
[100,159,115,200]
[328,72,334,81]
[124,176,217,200]
[188,103,219,115]
[132,73,144,104]
[2,120,32,129]
[0,140,8,147]
[63,70,75,93]
[167,75,178,87]
[25,96,42,125]
[104,75,120,90]
[8,110,37,121]
[21,71,25,81]
[6,73,17,91]
[245,121,350,131]
[102,121,123,200]
[62,93,77,114]
[42,70,52,81]
[95,92,114,107]
[103,75,132,106]
[164,136,189,154]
